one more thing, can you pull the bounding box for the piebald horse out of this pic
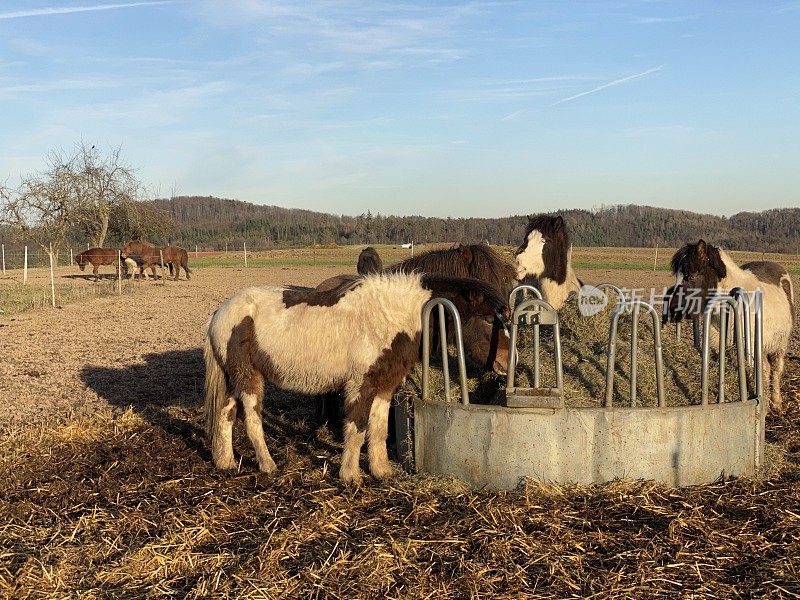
[667,239,794,412]
[204,272,509,484]
[513,215,582,309]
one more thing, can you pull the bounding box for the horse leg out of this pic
[340,383,372,485]
[173,262,180,281]
[212,395,239,470]
[367,390,395,479]
[93,264,100,281]
[768,351,786,414]
[240,390,277,473]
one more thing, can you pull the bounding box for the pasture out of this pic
[1,246,800,598]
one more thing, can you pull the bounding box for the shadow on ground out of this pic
[80,349,340,471]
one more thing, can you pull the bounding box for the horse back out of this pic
[741,261,794,307]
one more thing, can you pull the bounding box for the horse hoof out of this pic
[339,468,363,486]
[214,455,238,470]
[370,463,395,480]
[259,459,278,473]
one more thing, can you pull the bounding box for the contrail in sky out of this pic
[552,65,664,106]
[0,2,171,20]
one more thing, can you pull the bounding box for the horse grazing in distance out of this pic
[121,240,192,281]
[75,247,121,280]
[513,215,582,309]
[357,247,382,275]
[666,239,794,413]
[204,272,509,484]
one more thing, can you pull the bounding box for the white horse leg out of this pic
[340,419,367,485]
[768,352,786,413]
[212,396,238,470]
[367,392,394,479]
[240,391,277,473]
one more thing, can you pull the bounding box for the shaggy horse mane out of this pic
[386,244,516,296]
[670,240,727,279]
[523,215,571,248]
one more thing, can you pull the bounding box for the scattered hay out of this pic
[1,395,800,598]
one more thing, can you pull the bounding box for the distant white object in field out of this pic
[401,242,413,249]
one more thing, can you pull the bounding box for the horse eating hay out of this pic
[204,272,509,484]
[513,215,582,309]
[666,239,794,412]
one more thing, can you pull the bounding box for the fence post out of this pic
[117,250,122,295]
[1,243,5,275]
[244,242,248,268]
[195,244,198,258]
[159,249,166,285]
[87,242,90,250]
[70,248,73,269]
[225,242,228,255]
[49,242,56,307]
[23,246,28,285]
[653,243,658,271]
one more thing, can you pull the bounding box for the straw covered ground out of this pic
[2,254,800,598]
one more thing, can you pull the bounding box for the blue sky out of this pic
[1,1,798,218]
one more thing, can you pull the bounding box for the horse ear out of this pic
[458,244,473,263]
[527,215,535,223]
[554,215,564,230]
[697,239,708,259]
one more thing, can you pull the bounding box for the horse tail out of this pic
[183,249,192,279]
[203,320,228,442]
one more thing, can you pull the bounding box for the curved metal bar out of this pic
[700,295,747,406]
[730,287,752,365]
[595,282,626,307]
[753,290,764,403]
[506,297,562,394]
[604,300,665,408]
[509,284,543,310]
[421,298,469,404]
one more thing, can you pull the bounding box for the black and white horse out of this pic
[513,215,582,309]
[667,239,794,412]
[204,272,509,484]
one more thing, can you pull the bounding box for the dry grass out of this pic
[2,388,800,598]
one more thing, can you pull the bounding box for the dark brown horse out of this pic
[357,247,382,275]
[121,240,192,281]
[75,247,121,280]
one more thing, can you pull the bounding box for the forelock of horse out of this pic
[670,241,727,281]
[516,215,570,283]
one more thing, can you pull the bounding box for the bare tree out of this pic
[68,143,141,247]
[0,143,146,258]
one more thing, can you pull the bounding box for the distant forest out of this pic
[146,196,800,254]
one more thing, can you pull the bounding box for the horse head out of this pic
[666,239,727,323]
[514,214,580,309]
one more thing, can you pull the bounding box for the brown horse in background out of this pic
[121,240,192,281]
[75,247,121,281]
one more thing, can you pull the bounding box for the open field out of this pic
[2,248,800,598]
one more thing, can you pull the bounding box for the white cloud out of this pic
[0,1,172,20]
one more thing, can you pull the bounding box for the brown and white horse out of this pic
[121,239,192,281]
[357,247,382,275]
[513,215,582,309]
[204,272,509,484]
[667,239,794,412]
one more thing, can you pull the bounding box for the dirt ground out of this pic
[0,263,793,429]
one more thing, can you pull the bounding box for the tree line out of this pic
[2,144,797,256]
[147,196,800,254]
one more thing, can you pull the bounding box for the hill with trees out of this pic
[148,196,800,253]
